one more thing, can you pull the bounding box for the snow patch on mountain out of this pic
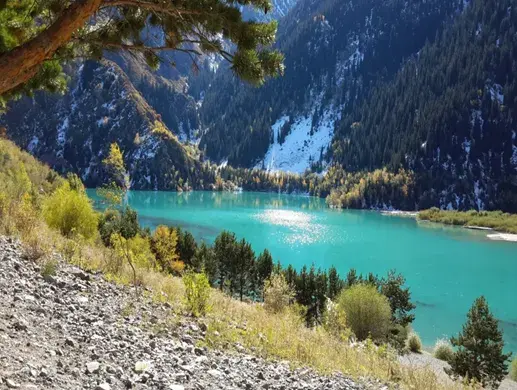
[511,131,517,167]
[335,38,364,87]
[257,108,339,173]
[488,83,504,104]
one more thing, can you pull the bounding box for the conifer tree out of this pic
[213,231,237,291]
[327,266,343,300]
[380,270,415,326]
[235,238,255,301]
[197,241,218,285]
[256,249,274,287]
[446,296,511,388]
[0,0,284,106]
[175,228,197,266]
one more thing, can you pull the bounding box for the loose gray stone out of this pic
[134,361,150,373]
[0,236,372,390]
[5,378,20,388]
[86,361,100,374]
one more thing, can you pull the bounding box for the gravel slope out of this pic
[0,236,376,390]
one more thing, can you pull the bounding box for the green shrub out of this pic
[387,323,410,351]
[433,338,454,362]
[263,273,294,313]
[41,258,58,278]
[510,357,517,382]
[406,332,422,353]
[98,207,139,246]
[183,271,211,317]
[42,183,97,239]
[337,284,392,341]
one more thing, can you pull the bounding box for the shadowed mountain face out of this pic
[0,0,299,190]
[199,0,467,170]
[2,0,517,211]
[0,60,218,191]
[198,0,517,210]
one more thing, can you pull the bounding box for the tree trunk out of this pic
[0,0,102,96]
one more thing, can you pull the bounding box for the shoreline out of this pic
[486,233,517,242]
[379,210,419,217]
[382,209,517,242]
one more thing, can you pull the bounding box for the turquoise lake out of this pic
[88,190,517,353]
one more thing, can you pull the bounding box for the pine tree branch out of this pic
[0,0,103,96]
[100,0,204,16]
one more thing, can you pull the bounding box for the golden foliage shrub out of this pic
[263,273,294,313]
[42,182,98,239]
[151,225,179,272]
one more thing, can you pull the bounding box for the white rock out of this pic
[86,361,100,374]
[134,361,150,373]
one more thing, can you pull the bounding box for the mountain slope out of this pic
[0,0,298,189]
[333,0,517,211]
[0,236,372,390]
[200,0,467,171]
[0,60,217,190]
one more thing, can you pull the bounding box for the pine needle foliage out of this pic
[0,0,284,105]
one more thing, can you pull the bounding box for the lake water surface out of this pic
[88,190,517,352]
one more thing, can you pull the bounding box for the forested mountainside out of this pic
[199,0,467,170]
[0,0,297,190]
[0,60,219,191]
[333,0,517,211]
[200,0,517,211]
[2,0,517,211]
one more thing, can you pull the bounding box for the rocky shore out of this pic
[0,236,376,390]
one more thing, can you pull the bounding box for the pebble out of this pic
[86,361,100,374]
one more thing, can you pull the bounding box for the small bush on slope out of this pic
[433,338,454,362]
[337,284,391,341]
[322,298,350,341]
[406,332,422,353]
[183,271,211,317]
[42,182,98,239]
[263,273,294,313]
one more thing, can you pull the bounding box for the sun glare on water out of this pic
[254,209,329,245]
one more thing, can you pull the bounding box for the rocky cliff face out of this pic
[0,235,370,390]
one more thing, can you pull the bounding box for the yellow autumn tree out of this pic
[102,143,129,190]
[151,225,183,274]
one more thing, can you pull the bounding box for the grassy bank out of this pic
[418,208,517,234]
